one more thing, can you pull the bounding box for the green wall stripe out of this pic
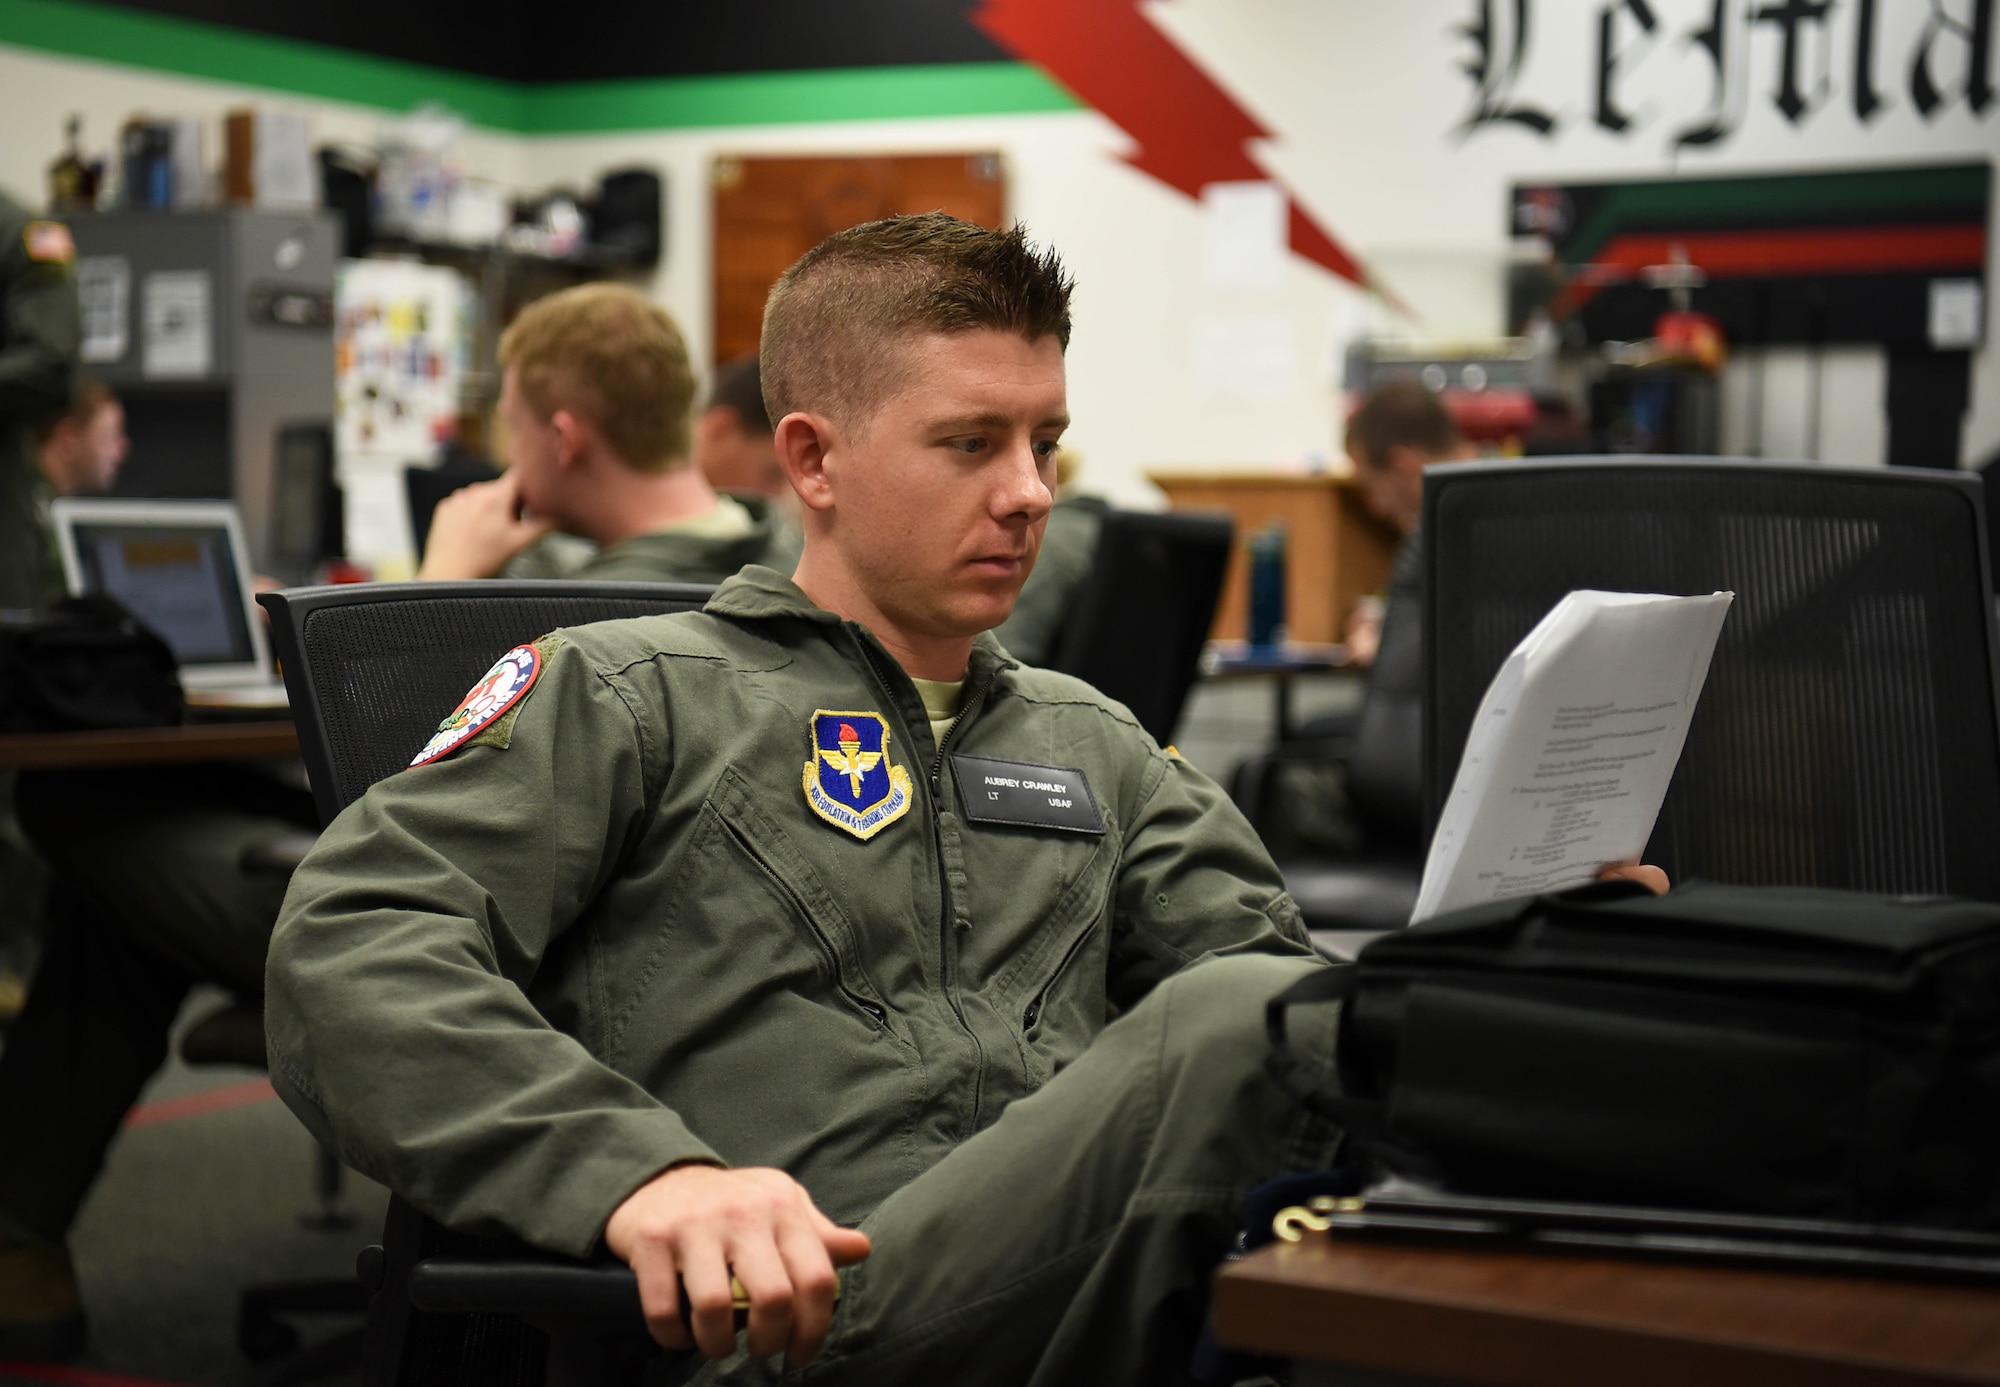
[0,0,1078,132]
[517,64,1079,134]
[1563,164,1989,266]
[0,0,525,127]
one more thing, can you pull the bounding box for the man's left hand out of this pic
[1596,863,1669,894]
[416,471,556,581]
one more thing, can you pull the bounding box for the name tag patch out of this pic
[952,755,1104,836]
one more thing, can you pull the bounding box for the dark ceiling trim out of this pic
[0,0,1078,131]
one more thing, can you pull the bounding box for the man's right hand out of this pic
[415,472,556,581]
[604,1164,871,1366]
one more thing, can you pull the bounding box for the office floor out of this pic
[0,986,387,1387]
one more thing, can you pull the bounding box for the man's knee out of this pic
[1151,952,1327,1066]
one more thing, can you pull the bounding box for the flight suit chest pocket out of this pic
[697,767,900,1033]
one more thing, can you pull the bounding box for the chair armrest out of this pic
[405,1255,643,1319]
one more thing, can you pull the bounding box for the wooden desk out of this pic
[1213,1234,2000,1387]
[1149,471,1401,645]
[0,721,298,771]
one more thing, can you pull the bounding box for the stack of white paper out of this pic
[1411,589,1734,923]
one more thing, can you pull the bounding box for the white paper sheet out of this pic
[75,256,129,364]
[142,270,213,378]
[1411,589,1734,923]
[1202,180,1287,290]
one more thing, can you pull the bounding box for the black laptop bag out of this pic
[1267,881,2000,1229]
[0,595,183,732]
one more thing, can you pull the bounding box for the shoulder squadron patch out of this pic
[23,221,74,265]
[803,710,913,840]
[409,645,542,768]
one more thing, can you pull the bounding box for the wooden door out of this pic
[711,153,1007,364]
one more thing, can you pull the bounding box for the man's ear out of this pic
[549,409,591,472]
[774,412,839,513]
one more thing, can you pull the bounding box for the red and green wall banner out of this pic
[1513,162,1990,348]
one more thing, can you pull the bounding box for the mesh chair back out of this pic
[1048,509,1233,744]
[1423,459,2000,900]
[259,581,714,825]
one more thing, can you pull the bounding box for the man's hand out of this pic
[604,1164,871,1366]
[1597,862,1670,894]
[415,472,556,580]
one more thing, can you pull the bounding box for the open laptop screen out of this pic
[70,521,255,667]
[53,501,262,676]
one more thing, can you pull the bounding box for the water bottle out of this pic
[1247,523,1287,650]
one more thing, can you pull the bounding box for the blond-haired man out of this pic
[419,283,786,584]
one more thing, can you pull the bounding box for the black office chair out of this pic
[1046,509,1233,745]
[258,579,717,1387]
[1423,458,2000,899]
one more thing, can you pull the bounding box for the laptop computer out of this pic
[51,497,289,708]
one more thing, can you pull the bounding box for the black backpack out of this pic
[0,595,184,732]
[1267,881,2000,1229]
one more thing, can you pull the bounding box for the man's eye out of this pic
[1033,440,1060,459]
[952,438,986,455]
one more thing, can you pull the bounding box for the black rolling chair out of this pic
[1423,458,2000,899]
[257,579,717,1387]
[1045,509,1233,745]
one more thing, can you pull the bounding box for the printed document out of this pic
[1412,589,1733,923]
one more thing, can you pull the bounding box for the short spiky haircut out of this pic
[759,213,1074,430]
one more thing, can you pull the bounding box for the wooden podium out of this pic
[1147,471,1401,645]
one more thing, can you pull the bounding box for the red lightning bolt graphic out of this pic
[971,0,1367,287]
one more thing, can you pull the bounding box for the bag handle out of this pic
[1263,965,1387,1141]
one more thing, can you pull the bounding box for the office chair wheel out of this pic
[237,1306,301,1363]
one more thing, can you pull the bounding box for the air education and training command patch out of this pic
[409,645,541,768]
[803,710,913,841]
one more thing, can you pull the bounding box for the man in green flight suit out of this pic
[268,215,1666,1382]
[417,282,789,585]
[270,214,1339,1383]
[0,188,79,615]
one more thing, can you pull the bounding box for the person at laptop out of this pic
[416,285,790,586]
[28,379,130,605]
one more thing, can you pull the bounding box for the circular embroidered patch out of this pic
[409,644,541,768]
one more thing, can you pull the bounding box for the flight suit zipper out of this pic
[855,632,997,1132]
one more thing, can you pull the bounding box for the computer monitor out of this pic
[49,497,275,692]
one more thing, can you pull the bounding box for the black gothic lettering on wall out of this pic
[1458,0,1560,136]
[1596,0,1660,132]
[1675,0,1750,150]
[1911,0,1995,117]
[1854,0,1888,120]
[1465,0,1992,151]
[1753,0,1834,122]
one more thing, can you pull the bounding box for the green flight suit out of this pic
[267,565,1340,1384]
[0,192,79,614]
[579,494,793,584]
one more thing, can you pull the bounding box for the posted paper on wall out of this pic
[142,270,213,378]
[1412,589,1733,923]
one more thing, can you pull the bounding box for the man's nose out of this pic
[994,439,1055,520]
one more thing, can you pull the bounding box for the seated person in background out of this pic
[22,377,128,605]
[694,353,802,572]
[990,445,1106,665]
[1340,380,1476,843]
[269,213,1342,1383]
[418,284,789,585]
[0,377,314,1358]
